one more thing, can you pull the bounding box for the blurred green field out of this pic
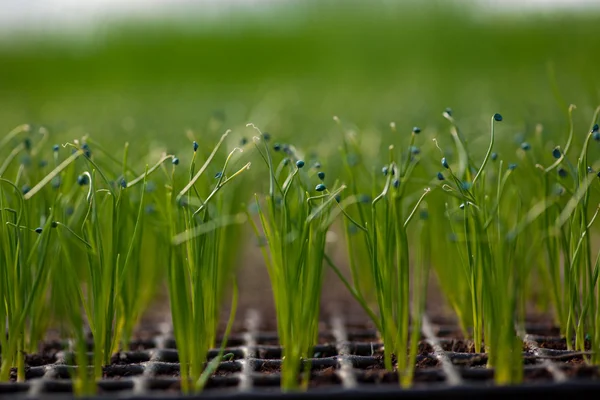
[1,0,599,159]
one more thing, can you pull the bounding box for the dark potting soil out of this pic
[3,318,600,399]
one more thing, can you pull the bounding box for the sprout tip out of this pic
[77,174,89,186]
[442,157,449,169]
[552,147,561,159]
[558,168,568,178]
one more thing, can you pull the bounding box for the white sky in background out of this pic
[0,0,598,35]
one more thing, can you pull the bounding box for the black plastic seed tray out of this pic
[2,315,600,399]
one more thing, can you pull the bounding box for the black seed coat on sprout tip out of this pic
[359,194,371,203]
[558,168,568,178]
[491,152,498,161]
[412,126,421,134]
[24,138,31,151]
[51,177,61,189]
[262,132,271,141]
[193,141,199,152]
[35,227,42,234]
[283,158,290,166]
[51,221,58,228]
[120,179,127,188]
[493,113,503,122]
[22,185,30,194]
[77,175,89,186]
[445,107,453,116]
[314,162,321,169]
[393,179,400,188]
[315,183,326,192]
[459,203,465,209]
[508,163,517,170]
[172,157,179,165]
[437,172,445,181]
[410,146,420,155]
[335,194,341,203]
[593,131,600,142]
[521,142,531,151]
[593,124,599,133]
[273,143,281,151]
[317,171,325,180]
[382,166,388,176]
[215,172,223,179]
[552,148,561,159]
[53,144,60,152]
[240,137,248,145]
[296,160,305,168]
[588,166,594,174]
[442,157,449,169]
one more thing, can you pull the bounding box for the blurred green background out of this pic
[1,0,599,156]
